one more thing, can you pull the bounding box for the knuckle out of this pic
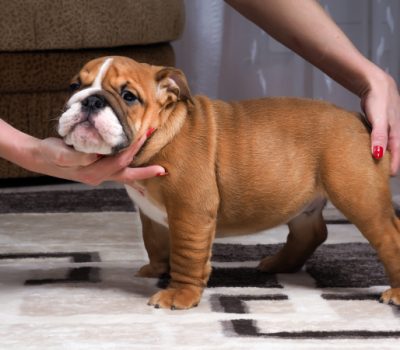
[389,130,400,144]
[388,107,397,119]
[389,129,400,140]
[389,139,400,151]
[371,130,388,144]
[119,157,132,168]
[54,152,67,166]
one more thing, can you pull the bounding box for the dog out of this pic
[57,56,400,310]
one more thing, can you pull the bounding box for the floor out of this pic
[0,176,399,349]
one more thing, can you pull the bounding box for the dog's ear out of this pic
[155,67,193,106]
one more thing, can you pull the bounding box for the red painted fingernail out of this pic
[156,172,168,177]
[373,146,384,159]
[146,127,156,138]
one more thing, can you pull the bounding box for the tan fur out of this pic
[69,57,400,310]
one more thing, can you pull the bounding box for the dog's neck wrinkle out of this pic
[132,103,189,166]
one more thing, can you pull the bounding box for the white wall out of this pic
[173,0,399,112]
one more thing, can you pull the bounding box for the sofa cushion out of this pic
[0,44,175,93]
[0,0,184,51]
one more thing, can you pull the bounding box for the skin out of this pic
[225,0,400,174]
[0,119,165,186]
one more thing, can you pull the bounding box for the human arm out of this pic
[225,0,400,174]
[0,119,165,185]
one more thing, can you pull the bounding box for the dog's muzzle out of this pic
[58,91,130,155]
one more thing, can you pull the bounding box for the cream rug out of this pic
[0,187,399,349]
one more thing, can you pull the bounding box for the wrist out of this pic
[0,119,38,170]
[12,135,68,177]
[355,61,396,100]
[24,136,45,172]
[11,133,44,173]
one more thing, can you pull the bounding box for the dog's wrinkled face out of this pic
[58,56,191,155]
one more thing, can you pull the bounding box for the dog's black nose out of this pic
[82,95,106,111]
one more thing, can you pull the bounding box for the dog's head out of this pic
[57,56,192,155]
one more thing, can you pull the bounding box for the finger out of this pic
[40,137,99,167]
[122,134,148,159]
[80,152,134,182]
[388,136,400,175]
[61,151,99,167]
[109,165,166,184]
[89,134,147,171]
[92,134,149,172]
[370,116,388,159]
[72,134,152,185]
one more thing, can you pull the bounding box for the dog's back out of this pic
[188,96,388,233]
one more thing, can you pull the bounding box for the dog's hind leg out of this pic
[322,155,400,305]
[136,212,170,278]
[258,197,328,273]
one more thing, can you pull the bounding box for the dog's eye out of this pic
[122,90,139,105]
[69,82,81,92]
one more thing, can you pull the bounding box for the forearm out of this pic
[225,0,388,97]
[0,119,65,177]
[0,119,39,170]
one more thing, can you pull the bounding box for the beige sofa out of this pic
[0,0,184,179]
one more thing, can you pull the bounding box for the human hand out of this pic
[224,0,400,174]
[38,137,99,167]
[38,136,166,186]
[361,72,400,175]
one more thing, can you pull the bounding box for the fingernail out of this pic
[156,172,168,177]
[96,154,103,159]
[373,146,384,159]
[146,127,156,138]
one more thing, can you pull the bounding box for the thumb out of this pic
[370,118,388,160]
[109,165,167,184]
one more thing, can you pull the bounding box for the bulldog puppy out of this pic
[58,56,400,310]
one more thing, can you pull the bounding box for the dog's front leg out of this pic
[136,212,170,278]
[148,210,216,310]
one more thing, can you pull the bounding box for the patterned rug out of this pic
[0,187,399,349]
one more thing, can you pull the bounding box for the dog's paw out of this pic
[257,255,302,274]
[380,288,400,306]
[135,263,169,278]
[147,286,202,310]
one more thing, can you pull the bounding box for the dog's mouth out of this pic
[58,92,132,155]
[66,118,111,154]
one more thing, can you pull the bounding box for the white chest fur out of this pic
[125,184,168,228]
